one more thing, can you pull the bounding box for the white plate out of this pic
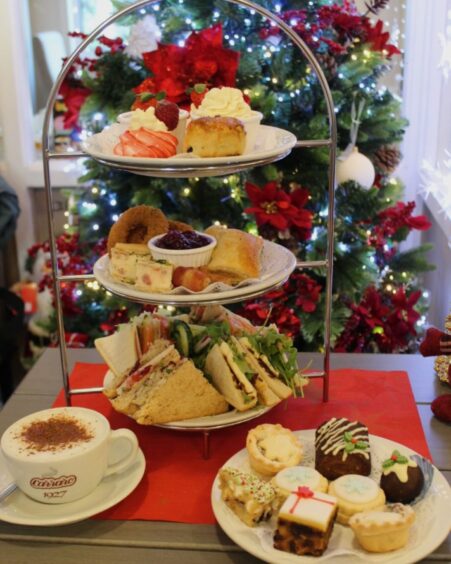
[81,124,297,170]
[211,430,451,564]
[93,239,296,305]
[103,369,273,430]
[0,449,145,526]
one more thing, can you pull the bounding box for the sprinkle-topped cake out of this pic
[218,467,282,527]
[273,486,338,556]
[315,417,371,480]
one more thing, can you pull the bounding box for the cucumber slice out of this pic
[170,320,193,357]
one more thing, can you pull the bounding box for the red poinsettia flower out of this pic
[362,19,401,58]
[245,182,313,236]
[141,24,240,108]
[385,287,421,348]
[59,81,91,130]
[292,273,322,313]
[245,181,294,230]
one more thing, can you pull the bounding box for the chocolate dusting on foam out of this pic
[17,415,94,453]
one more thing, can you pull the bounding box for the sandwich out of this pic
[204,337,281,411]
[96,324,229,424]
[238,336,293,400]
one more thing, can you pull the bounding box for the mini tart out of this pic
[246,424,303,476]
[328,474,385,525]
[273,466,328,498]
[349,503,415,553]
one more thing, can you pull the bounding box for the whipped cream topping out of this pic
[192,87,253,118]
[129,107,168,131]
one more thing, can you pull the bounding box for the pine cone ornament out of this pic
[316,53,338,78]
[373,145,402,175]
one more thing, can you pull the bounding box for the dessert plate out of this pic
[104,368,274,431]
[0,449,145,526]
[81,124,297,178]
[93,239,296,305]
[211,430,451,564]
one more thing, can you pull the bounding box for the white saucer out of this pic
[0,449,145,526]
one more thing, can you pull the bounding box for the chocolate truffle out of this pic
[380,449,424,503]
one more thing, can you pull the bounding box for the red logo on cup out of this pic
[30,475,77,489]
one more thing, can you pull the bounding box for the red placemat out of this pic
[53,363,431,524]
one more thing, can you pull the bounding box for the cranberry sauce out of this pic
[155,230,212,250]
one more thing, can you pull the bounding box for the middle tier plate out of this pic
[93,239,297,306]
[81,124,297,178]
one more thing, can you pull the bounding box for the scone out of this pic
[273,466,328,499]
[247,424,302,476]
[218,467,282,527]
[183,116,246,157]
[274,486,338,556]
[349,503,415,553]
[328,474,385,525]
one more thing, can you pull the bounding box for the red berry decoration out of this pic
[391,454,398,461]
[155,100,180,130]
[190,83,208,107]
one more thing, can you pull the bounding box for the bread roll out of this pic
[205,227,263,280]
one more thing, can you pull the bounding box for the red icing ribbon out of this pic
[289,486,335,514]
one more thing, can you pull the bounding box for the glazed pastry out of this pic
[183,116,246,157]
[274,486,338,556]
[273,466,328,499]
[218,467,282,527]
[328,474,385,525]
[380,450,425,503]
[349,503,415,553]
[247,424,303,476]
[315,417,371,480]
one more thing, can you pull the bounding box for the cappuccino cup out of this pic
[1,407,139,504]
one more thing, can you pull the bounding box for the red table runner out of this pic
[53,363,431,524]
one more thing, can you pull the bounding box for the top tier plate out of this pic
[81,124,297,178]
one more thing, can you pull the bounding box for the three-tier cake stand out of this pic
[41,0,337,454]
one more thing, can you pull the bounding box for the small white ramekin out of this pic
[117,109,189,151]
[148,232,216,268]
[189,110,263,153]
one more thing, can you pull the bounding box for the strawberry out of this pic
[155,100,179,130]
[131,91,166,111]
[189,83,208,107]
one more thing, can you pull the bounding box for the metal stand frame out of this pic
[41,0,336,457]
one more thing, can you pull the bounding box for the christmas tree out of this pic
[28,0,434,354]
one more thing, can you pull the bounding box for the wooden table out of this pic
[0,349,449,563]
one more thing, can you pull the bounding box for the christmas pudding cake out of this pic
[380,449,425,503]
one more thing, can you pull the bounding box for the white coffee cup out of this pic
[1,407,139,504]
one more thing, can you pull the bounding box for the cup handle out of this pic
[104,429,139,477]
